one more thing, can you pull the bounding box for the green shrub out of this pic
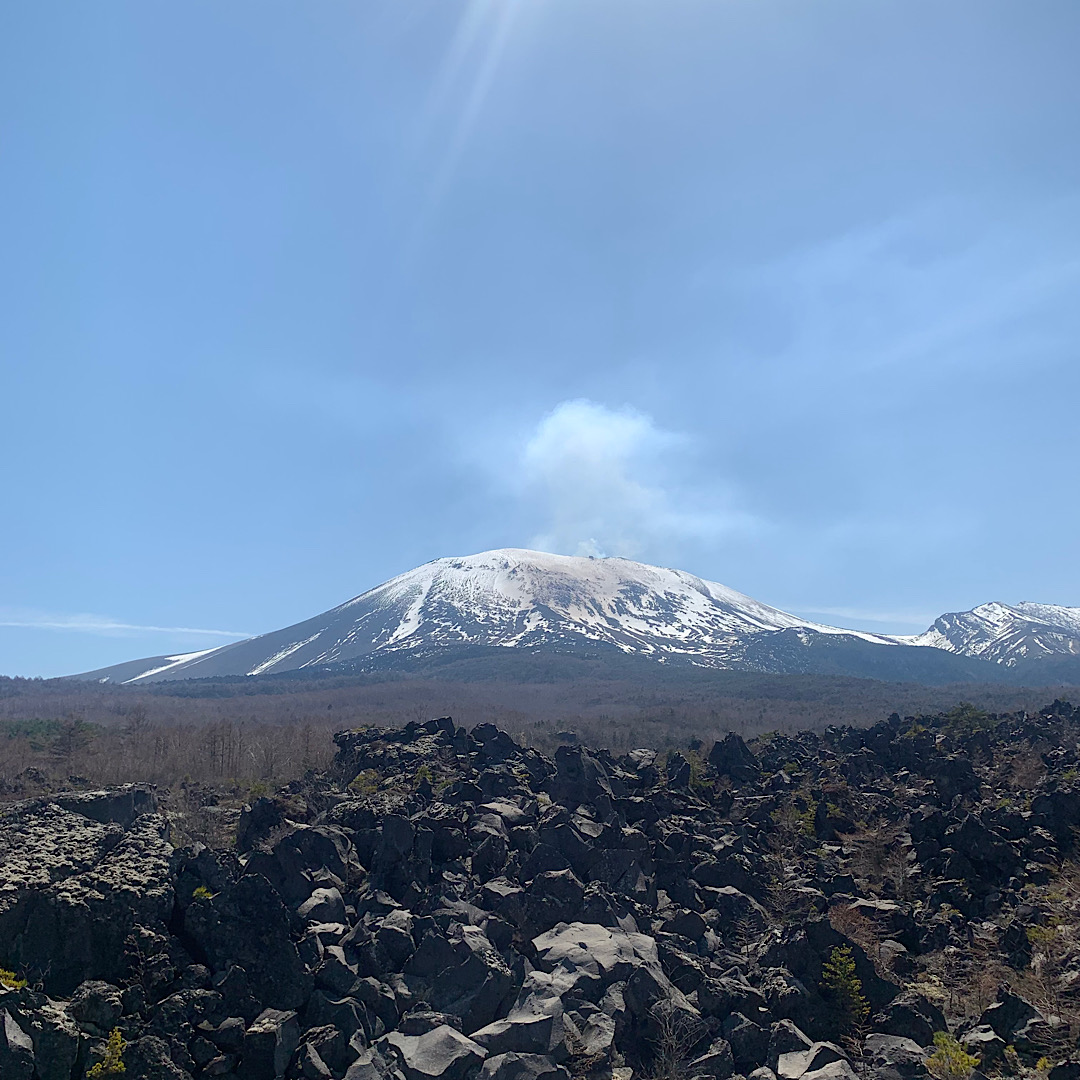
[0,967,26,989]
[926,1031,979,1080]
[820,945,869,1031]
[191,885,214,901]
[772,803,816,838]
[349,769,381,795]
[686,750,710,792]
[88,1028,127,1076]
[941,702,989,736]
[1027,923,1059,948]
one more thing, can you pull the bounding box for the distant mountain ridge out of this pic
[907,601,1080,665]
[69,549,1080,685]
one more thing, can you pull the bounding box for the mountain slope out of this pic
[73,549,899,684]
[69,549,1080,686]
[905,601,1080,665]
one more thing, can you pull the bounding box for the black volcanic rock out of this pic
[709,732,760,782]
[6,704,1080,1077]
[0,789,173,996]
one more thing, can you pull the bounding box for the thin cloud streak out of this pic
[0,610,250,638]
[790,605,936,628]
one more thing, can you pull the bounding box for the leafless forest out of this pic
[2,668,1076,803]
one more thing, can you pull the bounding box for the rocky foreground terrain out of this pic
[4,703,1080,1080]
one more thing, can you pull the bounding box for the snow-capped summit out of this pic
[69,549,1080,685]
[343,548,893,651]
[74,548,894,684]
[905,600,1080,666]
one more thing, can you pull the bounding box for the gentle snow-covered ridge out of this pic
[70,549,1080,683]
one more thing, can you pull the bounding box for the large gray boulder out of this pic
[407,924,516,1035]
[708,734,759,782]
[238,1008,300,1080]
[801,1064,859,1080]
[777,1041,849,1080]
[69,980,123,1035]
[979,988,1041,1040]
[125,1034,193,1080]
[480,1053,569,1080]
[0,1010,34,1080]
[470,1009,563,1057]
[531,920,701,1057]
[767,1019,813,1071]
[869,991,945,1048]
[531,922,665,994]
[184,873,311,1010]
[54,785,157,828]
[299,887,348,926]
[546,748,612,807]
[12,995,79,1080]
[687,1037,735,1079]
[862,1033,928,1079]
[470,965,568,1059]
[383,1024,488,1080]
[0,800,174,995]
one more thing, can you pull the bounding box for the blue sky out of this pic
[2,0,1079,677]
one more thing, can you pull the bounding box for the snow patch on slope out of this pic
[122,648,219,684]
[248,633,322,675]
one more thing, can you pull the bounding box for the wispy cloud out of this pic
[697,196,1080,389]
[0,609,249,639]
[516,399,758,559]
[801,199,1079,376]
[790,605,936,628]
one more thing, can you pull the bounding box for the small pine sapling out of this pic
[820,945,870,1033]
[88,1028,127,1076]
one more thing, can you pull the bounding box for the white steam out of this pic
[520,400,754,559]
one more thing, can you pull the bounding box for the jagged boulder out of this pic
[183,873,311,1010]
[0,992,80,1080]
[0,1009,34,1080]
[470,975,565,1058]
[125,1034,193,1080]
[709,733,759,782]
[546,747,612,807]
[532,922,670,1000]
[862,1033,928,1079]
[688,1036,735,1079]
[870,991,945,1048]
[69,980,123,1035]
[54,784,158,828]
[776,1041,850,1080]
[383,1024,487,1080]
[421,926,517,1034]
[979,988,1041,1040]
[0,800,174,995]
[480,1052,569,1080]
[238,1008,299,1080]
